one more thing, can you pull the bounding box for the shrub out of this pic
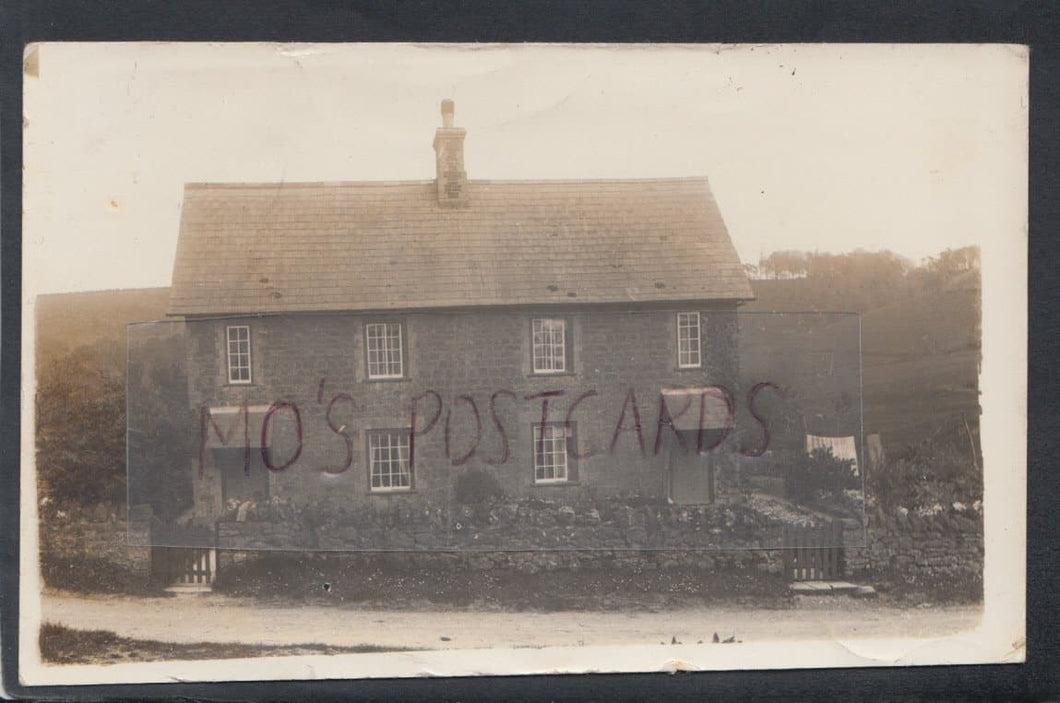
[454,468,504,505]
[786,448,859,507]
[866,416,982,511]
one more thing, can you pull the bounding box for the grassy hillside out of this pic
[745,277,981,450]
[35,287,171,366]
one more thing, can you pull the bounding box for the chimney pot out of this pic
[441,99,455,128]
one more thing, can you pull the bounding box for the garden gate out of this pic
[782,522,845,581]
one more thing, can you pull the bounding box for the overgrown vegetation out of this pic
[866,416,982,512]
[36,342,127,507]
[454,467,505,507]
[786,448,860,508]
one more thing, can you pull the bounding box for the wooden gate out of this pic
[782,522,844,581]
[152,547,216,587]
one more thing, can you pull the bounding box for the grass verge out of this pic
[39,622,412,665]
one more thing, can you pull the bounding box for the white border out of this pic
[19,42,1027,686]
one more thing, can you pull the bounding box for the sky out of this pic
[22,43,1027,295]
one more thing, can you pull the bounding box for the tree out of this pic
[36,342,127,507]
[759,250,808,279]
[923,246,980,281]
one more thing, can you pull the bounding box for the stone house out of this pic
[166,100,755,544]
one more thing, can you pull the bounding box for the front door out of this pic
[666,430,714,504]
[213,448,270,504]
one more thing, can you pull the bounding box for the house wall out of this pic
[185,305,740,517]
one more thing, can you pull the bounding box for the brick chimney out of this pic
[432,99,468,207]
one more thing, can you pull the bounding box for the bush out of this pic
[454,468,504,505]
[866,417,982,511]
[786,448,859,507]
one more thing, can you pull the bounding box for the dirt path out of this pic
[40,592,981,651]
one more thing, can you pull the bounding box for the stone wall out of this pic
[846,502,983,599]
[213,534,788,585]
[39,497,979,601]
[215,492,833,555]
[210,492,801,599]
[39,505,152,575]
[462,545,787,577]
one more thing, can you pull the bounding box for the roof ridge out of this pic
[183,176,712,190]
[184,180,434,190]
[475,176,711,186]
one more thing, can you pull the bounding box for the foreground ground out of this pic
[39,590,981,663]
[38,623,408,665]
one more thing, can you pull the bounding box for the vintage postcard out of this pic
[18,42,1026,686]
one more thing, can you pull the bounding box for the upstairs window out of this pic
[532,318,568,374]
[226,325,252,384]
[366,322,404,379]
[533,423,576,484]
[677,312,702,369]
[368,429,412,492]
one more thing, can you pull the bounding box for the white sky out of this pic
[23,43,1027,295]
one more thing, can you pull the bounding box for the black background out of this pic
[2,1,1057,700]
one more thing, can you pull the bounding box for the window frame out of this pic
[676,311,703,369]
[530,317,572,375]
[225,324,253,385]
[366,428,414,493]
[364,320,406,381]
[532,422,577,485]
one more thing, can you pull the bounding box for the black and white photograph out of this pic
[19,43,1026,685]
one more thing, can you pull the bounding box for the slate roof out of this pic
[168,177,753,316]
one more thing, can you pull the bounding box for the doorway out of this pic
[666,429,715,504]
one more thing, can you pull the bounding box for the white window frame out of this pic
[533,423,570,484]
[676,312,702,369]
[531,318,567,374]
[368,429,413,492]
[365,322,404,379]
[226,325,252,384]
